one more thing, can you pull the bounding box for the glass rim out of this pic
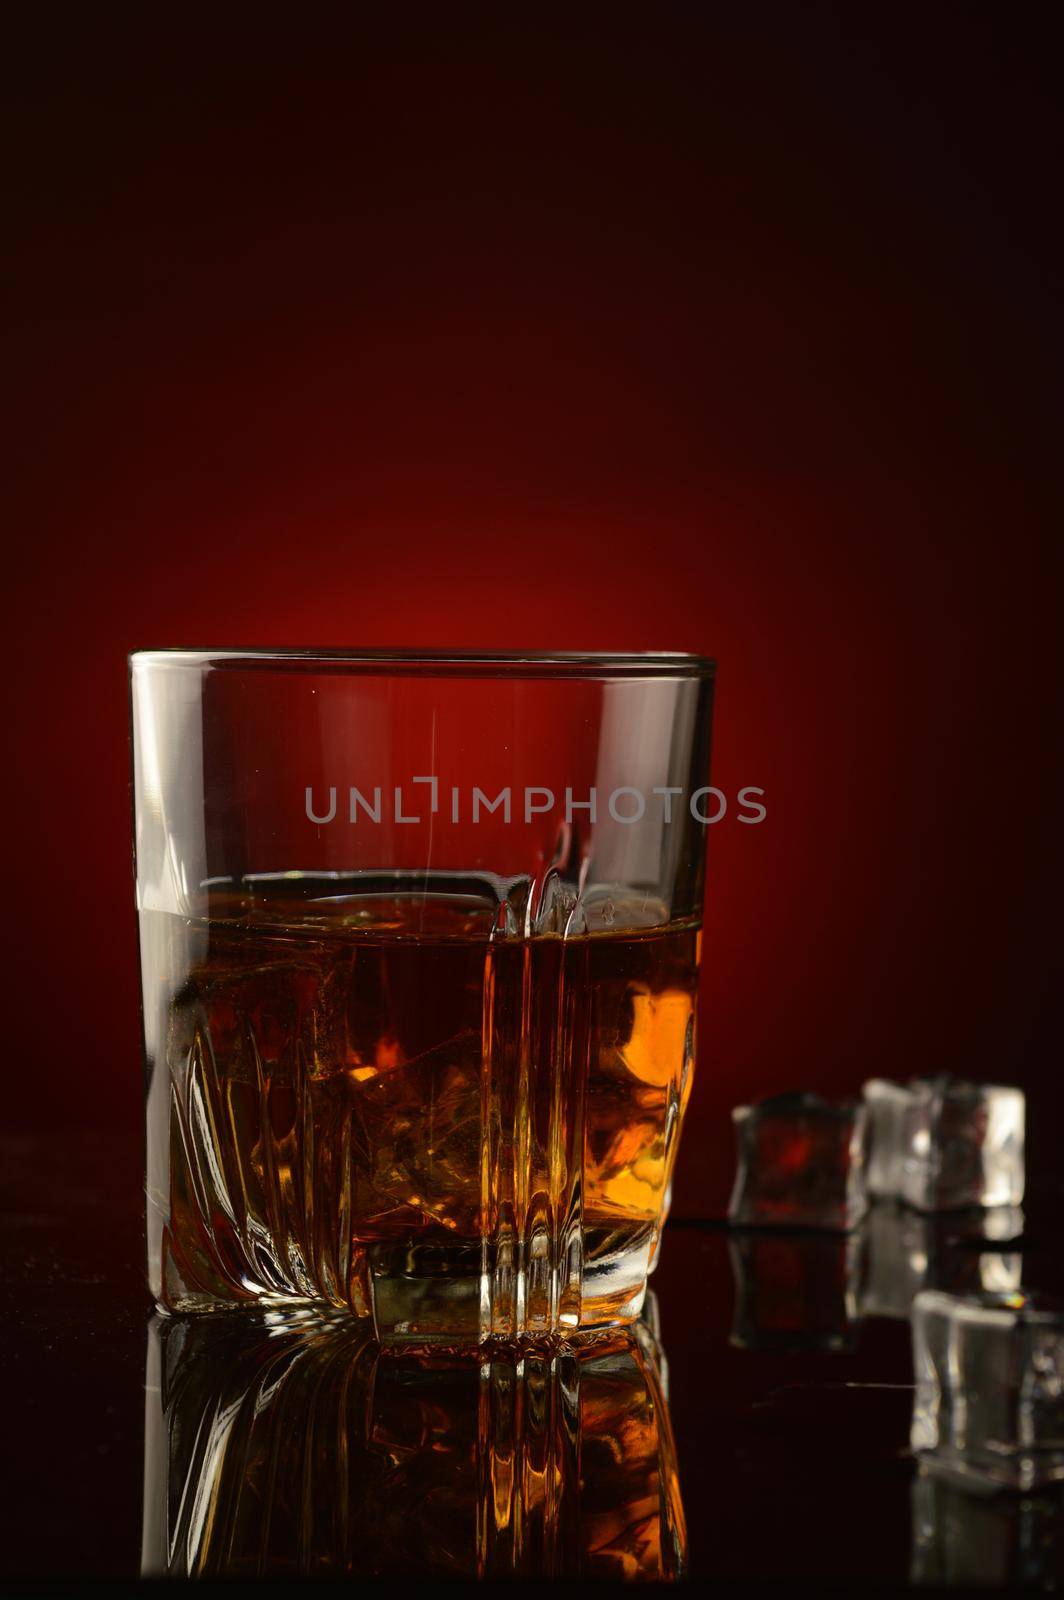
[129,647,715,679]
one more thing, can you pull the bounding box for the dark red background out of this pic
[4,8,1060,1215]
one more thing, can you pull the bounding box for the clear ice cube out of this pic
[864,1077,1024,1212]
[911,1289,1064,1491]
[727,1091,868,1232]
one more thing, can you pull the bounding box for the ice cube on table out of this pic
[864,1077,1024,1212]
[911,1289,1064,1491]
[727,1091,868,1232]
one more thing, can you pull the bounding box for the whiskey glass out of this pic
[131,649,714,1341]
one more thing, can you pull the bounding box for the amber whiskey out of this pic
[143,882,699,1339]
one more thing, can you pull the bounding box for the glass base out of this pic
[156,1227,655,1343]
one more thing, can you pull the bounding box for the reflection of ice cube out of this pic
[860,1204,1023,1320]
[912,1290,1064,1491]
[729,1231,862,1350]
[864,1077,1024,1211]
[911,1464,1064,1586]
[728,1092,868,1232]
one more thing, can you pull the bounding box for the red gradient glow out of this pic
[3,12,1058,1216]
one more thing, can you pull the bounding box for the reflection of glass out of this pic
[911,1465,1064,1586]
[131,650,713,1340]
[728,1232,862,1351]
[141,1299,686,1580]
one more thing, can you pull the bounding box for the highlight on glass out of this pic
[131,649,715,1341]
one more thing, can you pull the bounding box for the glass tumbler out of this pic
[131,650,714,1341]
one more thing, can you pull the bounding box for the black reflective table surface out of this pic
[3,1131,1063,1588]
